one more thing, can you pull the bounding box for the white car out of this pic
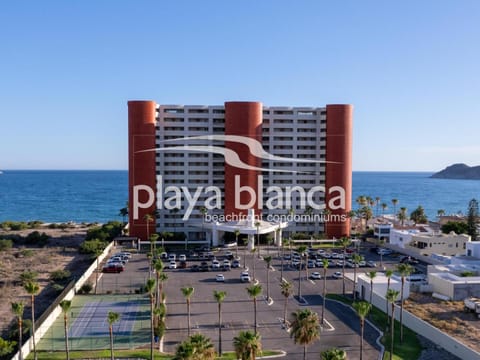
[169,254,176,261]
[333,271,343,279]
[310,272,322,280]
[216,274,225,282]
[367,261,377,267]
[169,261,177,269]
[240,272,251,283]
[179,254,187,261]
[212,260,221,269]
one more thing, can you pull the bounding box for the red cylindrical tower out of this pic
[128,101,157,241]
[325,104,353,238]
[224,102,263,218]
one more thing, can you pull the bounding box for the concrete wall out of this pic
[370,290,480,359]
[11,242,114,360]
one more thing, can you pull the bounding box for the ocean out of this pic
[0,170,479,223]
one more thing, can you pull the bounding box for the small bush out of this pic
[79,238,107,255]
[460,271,475,277]
[24,231,49,246]
[0,239,13,251]
[50,269,71,282]
[80,282,93,294]
[52,283,64,293]
[20,249,34,257]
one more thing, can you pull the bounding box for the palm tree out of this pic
[280,280,293,325]
[181,287,194,336]
[153,259,165,306]
[280,237,289,282]
[353,301,371,360]
[375,196,380,217]
[174,333,216,360]
[143,213,154,241]
[149,233,159,256]
[213,290,226,355]
[391,199,398,218]
[158,272,168,306]
[321,258,329,325]
[233,330,262,360]
[234,228,240,258]
[246,284,262,335]
[437,209,445,220]
[396,263,413,343]
[153,305,166,352]
[366,271,377,307]
[59,300,71,360]
[107,311,120,360]
[119,205,128,225]
[145,278,156,360]
[386,289,399,360]
[321,348,347,360]
[351,253,363,301]
[290,308,320,360]
[336,237,351,296]
[11,302,24,360]
[24,281,39,360]
[381,203,388,218]
[385,269,394,326]
[296,245,307,299]
[255,221,261,258]
[263,256,272,302]
[398,207,407,227]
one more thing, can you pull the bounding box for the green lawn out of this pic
[29,349,281,359]
[326,294,422,360]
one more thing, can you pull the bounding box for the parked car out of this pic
[168,261,177,269]
[307,260,316,268]
[102,264,124,273]
[160,252,168,260]
[190,265,200,272]
[216,274,225,282]
[232,259,241,268]
[169,254,176,261]
[200,262,209,272]
[212,260,221,269]
[240,271,251,283]
[179,261,187,269]
[310,272,322,280]
[366,261,377,267]
[333,271,343,279]
[179,254,187,261]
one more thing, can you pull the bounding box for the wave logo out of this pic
[138,134,337,173]
[133,135,345,220]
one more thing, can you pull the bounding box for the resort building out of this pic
[127,101,353,244]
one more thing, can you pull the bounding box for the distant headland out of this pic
[430,163,480,180]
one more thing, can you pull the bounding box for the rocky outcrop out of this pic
[431,163,480,180]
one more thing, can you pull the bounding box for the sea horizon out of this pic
[1,170,478,224]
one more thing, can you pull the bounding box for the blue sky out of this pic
[1,1,479,171]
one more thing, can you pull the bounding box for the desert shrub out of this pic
[52,283,64,293]
[79,238,107,255]
[86,221,123,242]
[0,239,13,251]
[0,337,16,356]
[1,221,29,231]
[27,220,43,229]
[50,269,71,282]
[19,270,38,284]
[460,271,475,277]
[24,231,49,246]
[20,249,34,257]
[80,282,93,294]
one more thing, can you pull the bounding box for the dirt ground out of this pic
[0,225,92,337]
[404,292,480,353]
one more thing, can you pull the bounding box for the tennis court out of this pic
[37,294,151,351]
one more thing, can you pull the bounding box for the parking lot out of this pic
[92,242,425,359]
